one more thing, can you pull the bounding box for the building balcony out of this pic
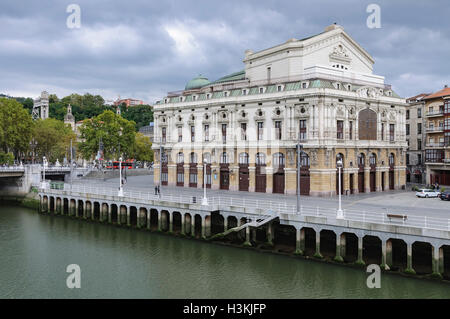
[425,110,444,117]
[426,127,444,133]
[444,159,450,163]
[426,142,445,148]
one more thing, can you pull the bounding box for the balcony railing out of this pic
[425,110,444,117]
[426,127,444,133]
[426,142,445,148]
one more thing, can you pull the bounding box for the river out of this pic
[0,204,449,298]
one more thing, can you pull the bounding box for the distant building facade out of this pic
[114,98,144,108]
[33,91,49,120]
[139,122,154,142]
[152,24,407,196]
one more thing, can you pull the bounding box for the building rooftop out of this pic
[424,86,450,100]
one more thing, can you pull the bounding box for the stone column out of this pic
[405,242,416,274]
[295,228,304,255]
[56,198,61,215]
[266,167,273,193]
[205,216,211,237]
[147,210,151,230]
[48,197,51,213]
[85,202,91,220]
[243,226,251,246]
[181,213,185,235]
[334,233,344,262]
[249,166,256,192]
[431,245,443,279]
[197,165,203,189]
[211,165,220,190]
[223,216,228,232]
[201,216,206,239]
[356,236,365,266]
[91,203,95,221]
[266,222,274,246]
[376,169,382,192]
[386,240,393,267]
[75,200,79,218]
[108,204,112,223]
[380,240,390,270]
[314,231,323,259]
[251,228,256,242]
[352,173,359,194]
[126,207,131,226]
[169,212,173,233]
[191,215,195,237]
[364,168,370,193]
[157,211,162,231]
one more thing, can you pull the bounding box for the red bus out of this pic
[105,159,136,169]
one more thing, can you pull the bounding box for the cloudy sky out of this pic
[1,0,449,103]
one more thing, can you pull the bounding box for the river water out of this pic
[0,204,449,299]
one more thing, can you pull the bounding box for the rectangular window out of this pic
[161,172,168,182]
[257,122,263,141]
[267,67,271,82]
[349,121,353,140]
[417,123,422,135]
[406,124,410,136]
[204,124,209,142]
[275,121,282,140]
[426,149,444,163]
[190,126,195,142]
[189,172,198,184]
[389,124,395,142]
[417,108,422,118]
[162,127,166,143]
[406,110,410,120]
[222,124,227,143]
[178,127,182,142]
[406,154,410,165]
[299,120,307,140]
[418,139,422,150]
[381,123,385,141]
[277,85,282,92]
[337,120,344,139]
[177,172,184,183]
[241,123,247,141]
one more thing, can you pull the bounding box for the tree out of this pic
[0,152,14,165]
[78,110,136,160]
[132,133,153,162]
[0,98,33,157]
[121,104,154,130]
[32,118,77,163]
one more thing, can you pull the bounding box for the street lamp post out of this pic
[296,134,302,214]
[159,137,163,199]
[118,156,124,196]
[336,158,344,219]
[202,159,208,206]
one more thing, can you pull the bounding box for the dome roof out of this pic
[185,75,210,90]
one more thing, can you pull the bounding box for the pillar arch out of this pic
[160,210,170,232]
[138,207,147,229]
[129,206,138,227]
[93,202,101,221]
[42,196,49,213]
[194,214,202,238]
[184,213,192,235]
[387,238,407,271]
[101,203,108,222]
[149,209,159,230]
[77,200,84,218]
[273,223,296,253]
[70,199,76,216]
[341,232,358,263]
[319,229,337,260]
[85,201,92,219]
[362,235,382,265]
[412,241,433,275]
[63,198,69,215]
[110,204,118,223]
[210,212,225,235]
[172,211,182,233]
[442,245,450,280]
[119,205,127,225]
[302,227,316,257]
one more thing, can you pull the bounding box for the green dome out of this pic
[185,75,210,90]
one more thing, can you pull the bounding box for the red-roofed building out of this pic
[114,98,144,108]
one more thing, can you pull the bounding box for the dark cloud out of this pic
[0,0,449,102]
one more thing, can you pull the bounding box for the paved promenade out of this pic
[72,174,450,219]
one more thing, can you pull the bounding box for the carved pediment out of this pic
[329,44,351,63]
[237,110,248,122]
[294,105,310,118]
[357,86,382,99]
[336,105,345,118]
[217,111,229,123]
[272,107,283,120]
[254,109,265,121]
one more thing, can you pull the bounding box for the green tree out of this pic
[0,152,14,165]
[0,98,33,157]
[32,118,76,163]
[121,104,154,130]
[132,133,153,162]
[78,110,136,160]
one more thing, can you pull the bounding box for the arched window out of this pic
[273,153,285,167]
[389,153,395,166]
[190,152,197,164]
[239,153,249,165]
[203,152,211,164]
[300,153,310,167]
[220,152,228,164]
[369,153,377,165]
[177,152,184,164]
[256,153,266,165]
[358,108,377,140]
[336,153,344,167]
[358,153,365,166]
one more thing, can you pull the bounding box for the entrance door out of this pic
[162,163,168,186]
[176,164,184,187]
[350,173,354,194]
[239,167,249,191]
[381,172,385,191]
[220,165,229,190]
[389,170,394,190]
[299,167,310,195]
[358,172,364,193]
[255,165,266,193]
[189,164,197,188]
[370,172,376,192]
[273,172,285,194]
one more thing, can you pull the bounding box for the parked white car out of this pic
[416,189,440,198]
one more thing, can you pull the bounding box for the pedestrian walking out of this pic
[154,186,158,195]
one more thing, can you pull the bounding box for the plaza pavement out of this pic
[72,174,450,219]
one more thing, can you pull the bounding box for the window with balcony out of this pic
[299,120,307,140]
[241,123,247,141]
[190,126,195,142]
[275,121,282,140]
[337,120,344,139]
[426,149,444,163]
[257,122,263,141]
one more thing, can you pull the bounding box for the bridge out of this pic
[38,183,450,279]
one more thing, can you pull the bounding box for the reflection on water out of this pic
[0,205,449,299]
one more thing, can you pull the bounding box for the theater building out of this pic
[152,24,407,196]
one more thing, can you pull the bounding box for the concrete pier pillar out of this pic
[169,212,173,233]
[334,233,344,262]
[48,197,51,213]
[386,240,393,267]
[67,200,71,216]
[340,233,346,260]
[126,207,131,226]
[191,215,195,237]
[75,201,79,218]
[243,226,251,246]
[108,205,112,223]
[405,242,416,274]
[431,245,443,279]
[266,223,274,246]
[201,217,206,239]
[381,240,390,270]
[91,203,95,221]
[157,211,162,231]
[102,204,108,222]
[205,216,211,237]
[251,228,256,243]
[181,214,185,235]
[56,198,61,215]
[314,231,323,259]
[295,228,303,255]
[147,211,151,230]
[85,202,91,220]
[356,236,365,266]
[224,217,228,232]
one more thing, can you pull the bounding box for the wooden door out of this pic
[358,172,364,193]
[273,172,285,194]
[389,171,394,190]
[370,172,376,192]
[299,168,310,196]
[220,165,229,190]
[350,174,354,194]
[189,164,197,188]
[239,166,249,191]
[255,165,266,193]
[176,164,184,187]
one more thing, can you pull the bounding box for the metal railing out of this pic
[39,184,450,233]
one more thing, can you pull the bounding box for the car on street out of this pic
[415,189,440,198]
[439,191,450,201]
